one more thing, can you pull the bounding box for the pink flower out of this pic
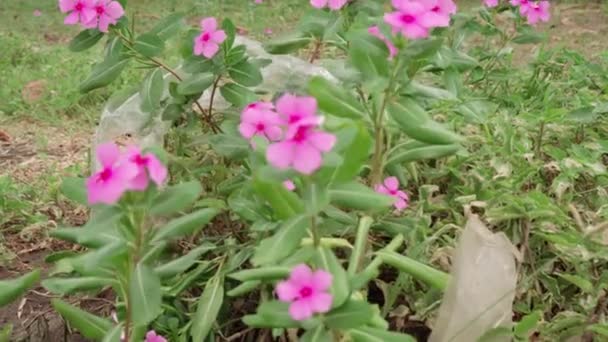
[384,0,430,40]
[255,0,263,3]
[194,17,227,59]
[145,331,167,342]
[239,102,282,142]
[484,0,499,7]
[283,180,296,191]
[421,0,457,28]
[264,28,273,35]
[59,0,96,26]
[510,0,530,14]
[375,177,409,211]
[276,264,333,321]
[83,0,124,33]
[368,25,398,59]
[524,1,550,25]
[33,9,42,16]
[266,94,336,175]
[124,146,168,191]
[310,0,348,10]
[86,143,138,205]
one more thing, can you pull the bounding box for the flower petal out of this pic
[266,141,295,170]
[276,281,299,302]
[96,142,120,167]
[383,177,399,191]
[64,11,80,25]
[308,131,336,152]
[145,154,167,186]
[311,270,332,292]
[310,292,332,313]
[289,264,314,286]
[292,143,322,175]
[310,0,327,9]
[239,122,257,139]
[105,1,124,19]
[200,17,217,32]
[59,0,76,13]
[202,42,220,59]
[212,30,227,44]
[289,299,314,321]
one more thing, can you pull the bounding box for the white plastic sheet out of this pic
[430,214,518,342]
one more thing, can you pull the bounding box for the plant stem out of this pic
[536,120,545,157]
[311,215,320,249]
[206,76,223,133]
[308,39,323,63]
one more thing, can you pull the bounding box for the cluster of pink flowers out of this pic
[239,94,336,175]
[385,0,457,40]
[484,0,550,25]
[87,143,167,205]
[375,177,409,212]
[276,264,333,321]
[59,0,124,33]
[194,17,227,59]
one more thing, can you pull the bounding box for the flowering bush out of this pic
[0,0,560,341]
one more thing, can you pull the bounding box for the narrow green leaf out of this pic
[348,216,373,276]
[514,311,542,339]
[79,57,129,93]
[228,267,290,282]
[308,77,365,119]
[191,273,224,341]
[388,99,461,145]
[350,326,416,342]
[256,301,299,328]
[150,181,202,216]
[220,82,257,107]
[378,251,449,290]
[324,300,373,329]
[252,178,304,220]
[263,33,312,54]
[229,61,263,87]
[208,134,249,159]
[51,299,113,340]
[329,182,393,211]
[42,277,113,295]
[140,68,164,112]
[301,325,332,342]
[0,270,40,306]
[304,183,330,215]
[152,208,220,242]
[154,244,215,278]
[386,143,460,166]
[149,13,185,40]
[69,29,104,52]
[227,280,261,297]
[129,264,162,325]
[331,123,372,183]
[133,33,165,57]
[556,273,594,293]
[101,324,124,342]
[252,215,309,266]
[162,103,183,121]
[177,72,214,95]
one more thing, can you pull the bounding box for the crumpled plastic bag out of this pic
[92,35,337,170]
[429,214,518,342]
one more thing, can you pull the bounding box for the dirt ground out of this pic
[0,2,607,341]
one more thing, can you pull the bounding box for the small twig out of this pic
[224,328,253,341]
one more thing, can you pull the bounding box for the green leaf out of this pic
[154,243,215,278]
[0,270,40,306]
[301,325,332,342]
[177,72,215,96]
[252,178,304,220]
[227,280,261,297]
[252,215,309,266]
[228,266,290,282]
[331,124,372,183]
[129,264,162,325]
[152,208,220,242]
[403,38,443,60]
[514,311,542,339]
[51,299,113,340]
[79,56,129,93]
[304,183,330,215]
[349,34,389,79]
[162,103,183,121]
[350,326,416,342]
[208,134,249,159]
[150,181,202,216]
[263,33,312,54]
[314,247,349,308]
[386,143,460,166]
[60,177,87,205]
[556,273,594,293]
[388,98,461,145]
[220,82,257,107]
[329,182,393,211]
[225,45,247,66]
[308,77,366,119]
[256,301,300,328]
[477,327,514,342]
[69,29,104,52]
[221,18,237,49]
[149,13,185,40]
[101,324,124,342]
[140,68,164,112]
[324,300,373,329]
[377,251,449,290]
[566,106,597,123]
[191,273,224,341]
[229,61,263,87]
[512,30,545,44]
[51,206,122,248]
[42,277,113,295]
[133,33,165,57]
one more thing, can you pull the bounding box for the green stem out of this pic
[347,216,373,276]
[311,215,320,249]
[536,120,545,157]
